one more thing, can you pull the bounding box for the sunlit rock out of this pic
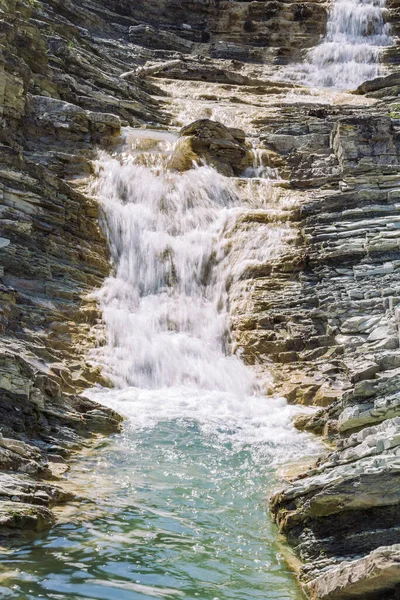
[170,118,251,176]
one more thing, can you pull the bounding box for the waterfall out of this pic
[4,130,319,599]
[89,134,254,397]
[86,129,309,450]
[284,0,392,89]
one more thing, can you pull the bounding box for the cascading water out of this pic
[284,0,392,89]
[0,130,318,600]
[89,144,254,397]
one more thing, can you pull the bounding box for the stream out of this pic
[0,130,317,599]
[0,0,395,594]
[0,415,312,600]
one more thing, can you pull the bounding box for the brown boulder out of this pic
[169,119,251,177]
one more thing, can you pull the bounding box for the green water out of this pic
[0,418,307,600]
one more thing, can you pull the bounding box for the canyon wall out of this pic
[0,0,164,534]
[2,0,400,598]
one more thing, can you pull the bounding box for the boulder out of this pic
[169,119,251,176]
[354,72,400,95]
[0,501,55,536]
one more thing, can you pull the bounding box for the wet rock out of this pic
[305,545,400,600]
[138,58,268,86]
[170,119,251,176]
[0,501,55,536]
[355,72,400,95]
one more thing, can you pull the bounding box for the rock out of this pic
[168,136,199,172]
[355,72,400,95]
[0,501,55,536]
[126,59,182,80]
[250,95,400,598]
[170,119,251,176]
[138,58,268,86]
[0,0,135,538]
[305,545,400,599]
[25,95,122,147]
[126,0,326,63]
[128,24,194,53]
[349,361,379,384]
[314,386,341,407]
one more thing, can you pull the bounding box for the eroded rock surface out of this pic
[305,545,400,599]
[2,0,400,597]
[0,0,165,534]
[261,91,400,600]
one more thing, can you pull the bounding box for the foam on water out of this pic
[88,386,313,465]
[89,153,254,396]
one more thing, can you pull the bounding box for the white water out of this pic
[89,149,253,396]
[285,0,392,89]
[8,128,319,600]
[87,130,315,460]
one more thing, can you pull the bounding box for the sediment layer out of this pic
[265,103,400,597]
[0,0,164,533]
[2,0,400,597]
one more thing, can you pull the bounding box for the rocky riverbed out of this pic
[2,0,400,598]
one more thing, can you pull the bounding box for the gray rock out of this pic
[305,545,400,599]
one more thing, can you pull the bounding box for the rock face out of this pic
[224,101,400,596]
[255,105,400,599]
[2,0,400,597]
[0,0,164,534]
[127,0,328,63]
[305,545,400,599]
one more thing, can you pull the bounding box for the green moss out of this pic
[390,104,400,119]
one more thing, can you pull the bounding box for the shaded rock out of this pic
[25,95,122,148]
[139,58,268,86]
[0,501,55,536]
[128,24,194,53]
[355,72,400,95]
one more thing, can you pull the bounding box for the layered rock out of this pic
[2,0,400,597]
[127,0,328,63]
[251,103,400,598]
[305,545,400,599]
[0,0,166,534]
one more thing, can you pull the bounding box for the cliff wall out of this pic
[0,0,164,534]
[1,0,400,598]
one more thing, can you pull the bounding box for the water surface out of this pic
[0,402,311,600]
